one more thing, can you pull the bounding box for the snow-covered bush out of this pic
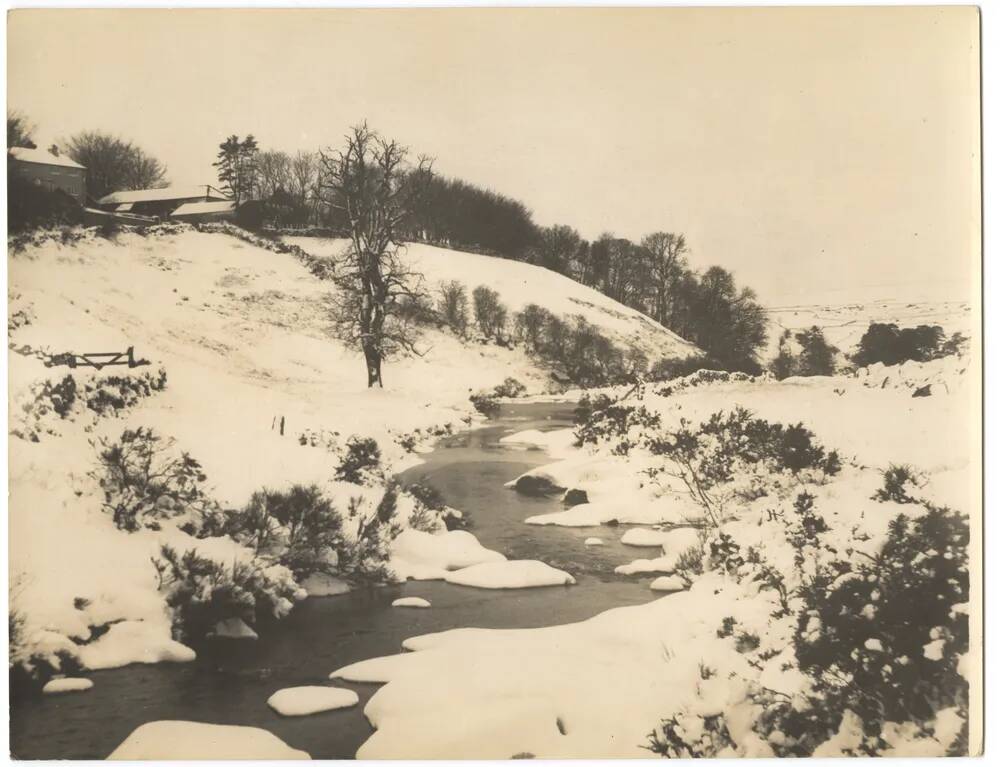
[93,427,218,532]
[573,394,661,455]
[83,368,168,416]
[338,486,403,583]
[226,484,344,579]
[653,368,759,398]
[12,369,168,442]
[470,391,501,417]
[650,495,971,758]
[648,354,713,382]
[872,464,925,504]
[773,504,971,756]
[334,435,383,485]
[645,407,841,525]
[493,376,527,398]
[152,544,301,642]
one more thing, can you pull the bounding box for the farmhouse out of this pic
[97,185,230,219]
[8,147,87,204]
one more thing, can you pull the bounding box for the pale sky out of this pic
[8,7,980,305]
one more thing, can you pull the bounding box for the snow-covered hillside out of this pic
[8,225,690,676]
[284,236,701,364]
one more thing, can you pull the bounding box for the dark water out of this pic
[10,403,659,760]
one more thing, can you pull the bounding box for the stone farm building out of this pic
[8,147,87,204]
[97,185,233,220]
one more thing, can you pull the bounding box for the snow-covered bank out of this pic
[8,225,617,679]
[335,357,980,758]
[108,721,310,759]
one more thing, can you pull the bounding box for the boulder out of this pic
[514,474,564,496]
[562,488,589,507]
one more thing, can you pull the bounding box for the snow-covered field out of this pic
[763,298,972,360]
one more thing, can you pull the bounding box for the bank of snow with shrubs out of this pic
[9,223,688,691]
[331,354,978,758]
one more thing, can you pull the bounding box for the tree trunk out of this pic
[363,340,383,388]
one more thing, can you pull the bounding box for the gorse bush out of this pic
[335,436,382,484]
[470,391,501,417]
[777,504,970,756]
[229,484,344,579]
[493,377,527,398]
[873,464,924,504]
[152,544,300,642]
[406,482,446,512]
[13,369,168,442]
[573,394,661,455]
[644,407,841,525]
[650,492,971,757]
[85,369,168,415]
[338,485,404,583]
[93,427,218,532]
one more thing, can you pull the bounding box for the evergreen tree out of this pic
[213,134,259,203]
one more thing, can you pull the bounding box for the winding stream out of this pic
[10,403,661,760]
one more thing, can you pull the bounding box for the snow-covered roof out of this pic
[98,185,229,205]
[8,146,85,170]
[172,200,237,216]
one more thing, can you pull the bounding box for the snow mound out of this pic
[499,428,576,456]
[650,575,688,592]
[444,560,576,589]
[302,572,352,597]
[392,597,431,608]
[389,529,506,581]
[615,528,701,575]
[108,721,310,760]
[620,528,673,547]
[42,677,93,694]
[76,620,196,670]
[267,686,360,716]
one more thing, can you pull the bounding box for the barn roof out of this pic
[172,200,237,216]
[8,146,85,169]
[98,185,230,205]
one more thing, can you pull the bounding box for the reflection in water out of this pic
[10,402,660,760]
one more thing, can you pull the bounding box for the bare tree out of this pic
[641,231,688,326]
[290,151,318,199]
[63,131,168,199]
[255,149,292,199]
[318,124,432,387]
